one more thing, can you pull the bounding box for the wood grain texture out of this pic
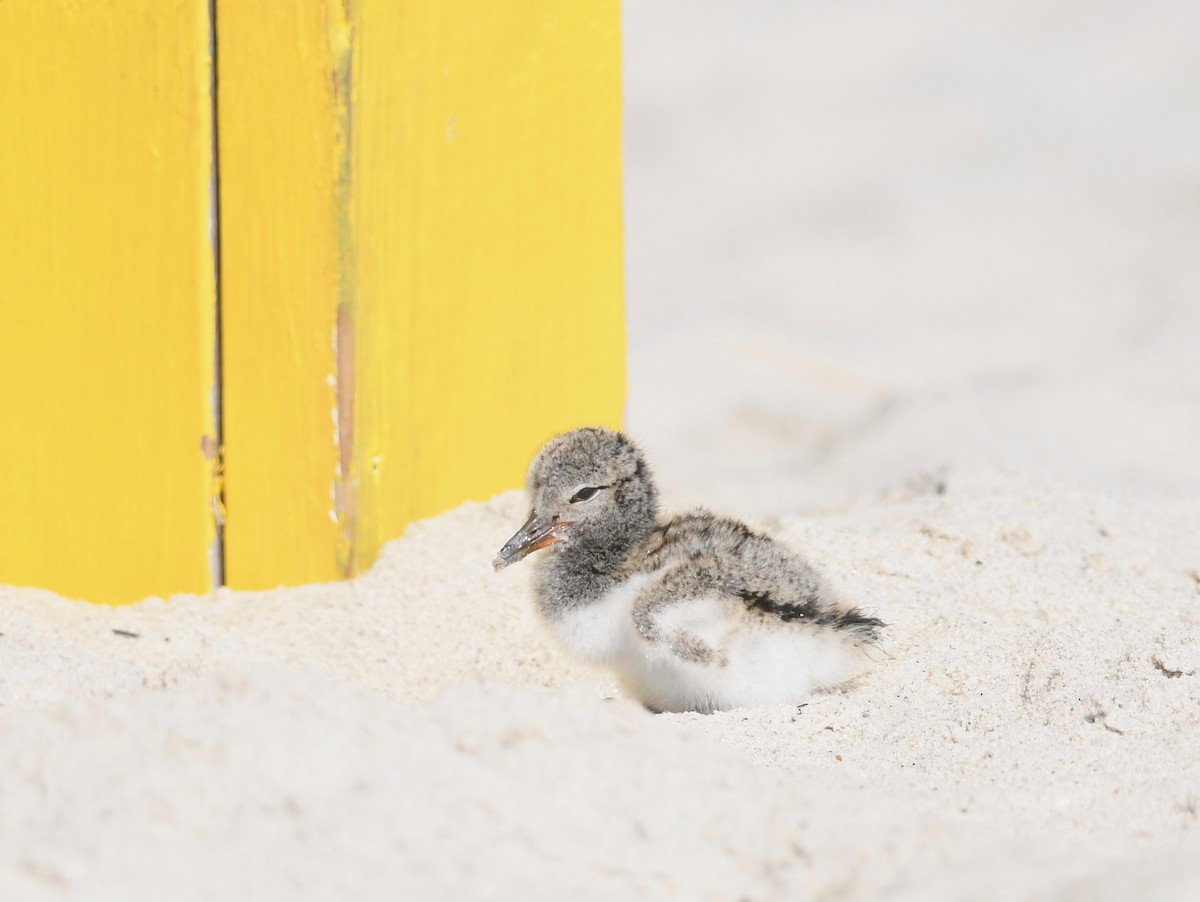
[349,0,626,574]
[219,0,625,585]
[0,0,217,604]
[215,2,345,589]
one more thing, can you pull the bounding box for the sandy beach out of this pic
[2,471,1198,899]
[4,1,1200,899]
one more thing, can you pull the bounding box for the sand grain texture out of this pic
[6,0,1200,897]
[2,470,1198,900]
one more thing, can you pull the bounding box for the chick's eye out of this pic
[569,485,601,503]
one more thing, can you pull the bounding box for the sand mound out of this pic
[2,466,1198,899]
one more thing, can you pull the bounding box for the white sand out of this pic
[5,1,1200,898]
[2,472,1198,899]
[624,0,1200,517]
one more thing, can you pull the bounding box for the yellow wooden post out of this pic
[216,3,346,589]
[218,0,625,587]
[0,1,623,601]
[0,1,218,604]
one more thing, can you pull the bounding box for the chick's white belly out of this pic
[622,618,862,713]
[542,572,655,664]
[545,575,864,713]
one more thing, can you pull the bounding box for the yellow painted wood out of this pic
[216,2,345,589]
[0,1,217,604]
[219,0,625,584]
[349,0,626,574]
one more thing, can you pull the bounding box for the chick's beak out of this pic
[493,512,570,571]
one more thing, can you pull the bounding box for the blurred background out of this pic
[622,0,1200,515]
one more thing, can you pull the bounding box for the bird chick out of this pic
[494,427,883,713]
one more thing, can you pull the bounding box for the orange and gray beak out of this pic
[493,512,570,571]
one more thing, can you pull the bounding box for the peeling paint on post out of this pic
[335,303,357,576]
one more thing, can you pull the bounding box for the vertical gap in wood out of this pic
[207,0,226,589]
